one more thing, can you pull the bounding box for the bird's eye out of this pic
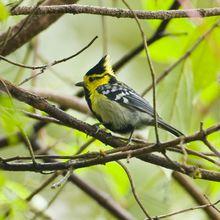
[89,76,102,82]
[89,77,95,82]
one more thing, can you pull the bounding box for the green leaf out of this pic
[189,21,220,91]
[191,41,220,91]
[0,96,28,134]
[104,163,129,197]
[149,19,195,62]
[0,1,9,21]
[6,181,30,199]
[199,82,220,104]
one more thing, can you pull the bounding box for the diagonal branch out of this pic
[0,78,220,181]
[142,19,220,95]
[112,0,180,72]
[0,0,78,56]
[122,0,159,143]
[172,172,220,219]
[25,138,134,220]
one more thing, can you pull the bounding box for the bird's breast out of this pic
[90,91,153,133]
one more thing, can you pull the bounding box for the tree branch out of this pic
[142,19,220,95]
[148,199,220,220]
[112,0,180,72]
[172,172,220,219]
[0,0,78,56]
[26,140,134,220]
[11,4,220,20]
[68,173,133,220]
[0,78,220,181]
[75,1,180,98]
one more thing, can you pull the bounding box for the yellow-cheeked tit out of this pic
[76,55,183,138]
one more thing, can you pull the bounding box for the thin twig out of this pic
[19,127,37,164]
[75,137,96,155]
[204,194,220,213]
[0,36,98,85]
[51,168,72,189]
[11,4,220,19]
[179,137,188,166]
[0,79,36,164]
[26,172,59,201]
[122,0,159,143]
[99,0,108,55]
[203,138,220,159]
[23,111,63,125]
[18,36,98,85]
[172,171,220,219]
[200,122,220,158]
[117,161,152,219]
[14,43,33,84]
[142,19,220,95]
[31,178,67,220]
[146,200,220,220]
[167,146,220,167]
[3,0,45,53]
[0,77,220,180]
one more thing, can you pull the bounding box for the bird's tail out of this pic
[158,119,184,137]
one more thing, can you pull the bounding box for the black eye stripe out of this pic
[89,76,102,82]
[89,73,112,82]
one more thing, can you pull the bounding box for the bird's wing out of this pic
[97,82,155,117]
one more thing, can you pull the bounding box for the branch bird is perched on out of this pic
[76,55,183,140]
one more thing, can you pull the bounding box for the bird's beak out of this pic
[75,81,84,87]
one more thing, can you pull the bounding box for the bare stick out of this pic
[203,138,220,159]
[18,36,98,85]
[117,161,152,219]
[99,0,108,55]
[172,171,220,219]
[0,0,78,56]
[31,178,67,220]
[75,137,96,155]
[0,77,220,181]
[146,200,220,220]
[0,36,98,85]
[122,0,159,143]
[26,172,59,201]
[204,194,220,213]
[142,19,220,95]
[19,127,37,164]
[6,0,45,51]
[0,79,36,163]
[11,4,220,20]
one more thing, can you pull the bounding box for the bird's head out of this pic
[75,55,117,91]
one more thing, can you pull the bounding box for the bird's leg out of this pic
[124,128,134,149]
[120,129,135,163]
[128,129,134,144]
[92,122,102,134]
[92,122,112,139]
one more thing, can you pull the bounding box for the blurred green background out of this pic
[0,0,220,219]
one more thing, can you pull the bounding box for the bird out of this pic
[75,55,184,141]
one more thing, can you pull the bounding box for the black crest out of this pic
[86,55,113,76]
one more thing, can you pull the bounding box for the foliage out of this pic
[0,0,220,219]
[0,1,9,21]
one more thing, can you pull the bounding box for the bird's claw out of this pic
[92,123,102,134]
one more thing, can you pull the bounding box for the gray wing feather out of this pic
[124,93,155,117]
[97,82,183,137]
[97,82,155,117]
